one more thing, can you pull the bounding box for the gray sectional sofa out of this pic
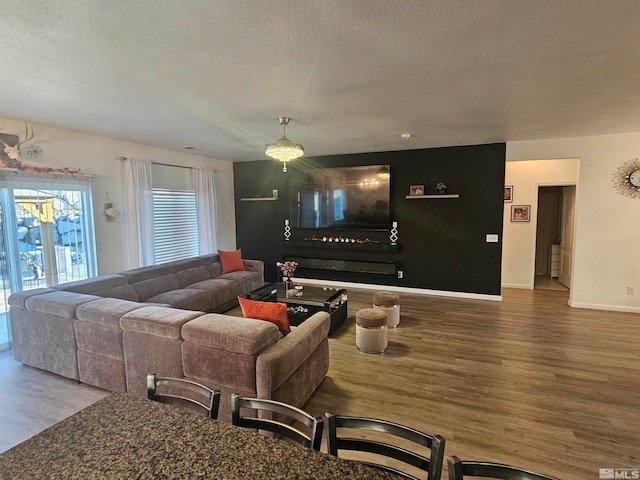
[8,254,330,422]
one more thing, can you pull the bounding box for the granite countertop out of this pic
[0,393,401,480]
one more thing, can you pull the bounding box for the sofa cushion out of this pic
[120,264,171,284]
[218,249,246,273]
[218,270,263,294]
[93,284,139,301]
[52,274,129,294]
[121,306,204,339]
[181,313,281,355]
[186,278,240,306]
[195,253,220,264]
[132,274,181,301]
[203,261,223,278]
[146,288,211,311]
[76,298,146,327]
[175,266,211,288]
[238,297,291,336]
[162,257,206,274]
[7,288,57,309]
[25,291,101,319]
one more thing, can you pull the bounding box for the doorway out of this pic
[534,185,574,291]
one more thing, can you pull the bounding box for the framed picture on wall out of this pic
[511,205,530,222]
[504,185,513,202]
[409,185,424,196]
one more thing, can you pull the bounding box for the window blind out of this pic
[152,188,199,264]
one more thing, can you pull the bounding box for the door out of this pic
[0,175,97,351]
[558,186,576,288]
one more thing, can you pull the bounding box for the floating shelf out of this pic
[240,197,279,202]
[405,194,460,199]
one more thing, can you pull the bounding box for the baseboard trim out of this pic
[569,301,640,314]
[501,283,532,290]
[295,278,502,302]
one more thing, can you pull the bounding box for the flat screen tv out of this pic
[289,165,391,230]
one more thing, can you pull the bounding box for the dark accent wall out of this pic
[234,143,506,295]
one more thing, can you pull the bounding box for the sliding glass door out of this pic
[0,173,97,351]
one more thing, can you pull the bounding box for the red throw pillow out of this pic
[218,249,246,274]
[238,297,291,336]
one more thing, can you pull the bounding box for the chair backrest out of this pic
[230,394,323,451]
[447,456,557,480]
[325,413,445,480]
[146,374,220,420]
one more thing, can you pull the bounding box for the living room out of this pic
[1,2,640,479]
[0,116,637,315]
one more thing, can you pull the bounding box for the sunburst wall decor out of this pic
[612,158,640,199]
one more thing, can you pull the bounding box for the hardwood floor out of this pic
[1,287,638,480]
[0,349,107,453]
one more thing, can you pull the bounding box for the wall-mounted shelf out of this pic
[240,197,279,202]
[405,194,460,199]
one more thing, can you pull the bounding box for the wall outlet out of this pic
[397,270,404,279]
[627,286,635,295]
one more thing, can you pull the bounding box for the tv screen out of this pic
[289,165,391,230]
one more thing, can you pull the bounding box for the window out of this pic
[152,188,199,264]
[0,173,97,350]
[333,189,345,222]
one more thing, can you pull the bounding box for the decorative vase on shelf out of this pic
[437,189,447,195]
[286,276,294,292]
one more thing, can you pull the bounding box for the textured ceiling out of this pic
[1,0,640,162]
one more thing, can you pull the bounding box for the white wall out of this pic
[0,116,236,274]
[507,132,640,312]
[502,158,579,289]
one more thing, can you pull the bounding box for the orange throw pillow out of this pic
[238,297,291,336]
[218,249,246,273]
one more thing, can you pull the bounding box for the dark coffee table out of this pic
[246,283,348,336]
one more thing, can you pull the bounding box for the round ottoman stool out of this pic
[373,291,400,328]
[355,308,388,354]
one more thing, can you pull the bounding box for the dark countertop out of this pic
[0,392,401,480]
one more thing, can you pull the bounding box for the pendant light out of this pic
[265,117,304,172]
[376,165,391,179]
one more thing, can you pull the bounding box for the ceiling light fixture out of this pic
[359,177,381,191]
[265,117,304,172]
[376,165,391,179]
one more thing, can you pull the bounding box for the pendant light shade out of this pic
[265,117,304,172]
[376,165,391,179]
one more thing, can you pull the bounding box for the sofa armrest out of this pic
[255,311,330,396]
[243,259,264,279]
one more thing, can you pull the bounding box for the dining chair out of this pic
[146,373,221,419]
[230,394,323,451]
[325,413,445,480]
[447,456,557,480]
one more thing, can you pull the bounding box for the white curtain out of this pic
[193,167,218,254]
[123,158,154,268]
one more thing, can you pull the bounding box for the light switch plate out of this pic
[486,234,499,243]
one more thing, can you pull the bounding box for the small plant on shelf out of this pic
[435,182,447,194]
